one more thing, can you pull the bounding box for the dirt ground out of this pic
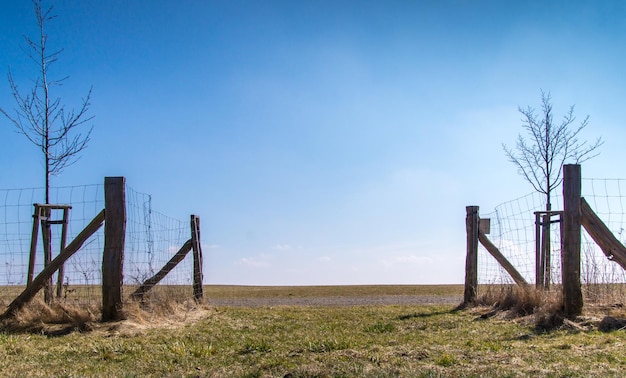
[207,294,464,307]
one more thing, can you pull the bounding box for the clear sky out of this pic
[1,1,625,285]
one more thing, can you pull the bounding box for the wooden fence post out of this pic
[541,212,552,290]
[562,164,583,317]
[535,212,542,290]
[464,206,479,305]
[191,215,204,302]
[56,207,70,299]
[27,206,41,286]
[42,207,54,304]
[102,177,126,321]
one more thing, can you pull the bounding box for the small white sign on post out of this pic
[479,218,491,235]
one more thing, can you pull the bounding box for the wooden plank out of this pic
[102,177,126,321]
[27,206,41,286]
[56,207,70,299]
[534,212,542,289]
[42,207,53,304]
[561,164,583,317]
[191,215,204,301]
[581,198,626,270]
[542,213,551,290]
[130,239,193,301]
[33,204,72,210]
[1,210,105,319]
[478,230,528,286]
[463,206,479,305]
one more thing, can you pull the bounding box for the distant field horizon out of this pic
[202,284,465,299]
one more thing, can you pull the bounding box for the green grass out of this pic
[1,285,626,377]
[0,302,626,377]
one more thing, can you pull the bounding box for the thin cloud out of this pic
[236,255,272,268]
[273,244,304,251]
[381,255,433,268]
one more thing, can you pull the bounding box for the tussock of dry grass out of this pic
[477,285,560,316]
[0,299,98,335]
[123,298,212,326]
[473,285,567,330]
[474,285,626,332]
[0,296,212,337]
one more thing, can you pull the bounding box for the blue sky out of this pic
[1,1,625,285]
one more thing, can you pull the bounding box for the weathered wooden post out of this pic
[41,207,54,303]
[542,213,551,289]
[56,207,70,299]
[535,212,542,289]
[191,215,204,302]
[464,206,479,305]
[562,164,583,317]
[102,177,126,321]
[27,206,42,286]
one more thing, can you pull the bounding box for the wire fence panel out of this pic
[580,178,626,301]
[125,188,194,302]
[0,183,196,307]
[0,185,104,304]
[478,178,626,296]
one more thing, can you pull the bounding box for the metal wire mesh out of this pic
[0,183,197,307]
[478,178,626,294]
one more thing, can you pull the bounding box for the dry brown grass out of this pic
[477,285,560,316]
[473,284,626,332]
[0,299,98,335]
[0,294,212,337]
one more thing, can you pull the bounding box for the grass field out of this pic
[0,285,625,377]
[203,284,464,298]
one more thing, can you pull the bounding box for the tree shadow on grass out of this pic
[0,320,94,337]
[397,308,460,321]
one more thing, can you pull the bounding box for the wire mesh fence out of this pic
[478,177,626,301]
[125,189,194,302]
[0,182,197,307]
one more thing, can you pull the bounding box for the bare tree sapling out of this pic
[503,91,602,213]
[0,0,94,204]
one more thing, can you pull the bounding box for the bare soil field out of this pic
[204,284,464,307]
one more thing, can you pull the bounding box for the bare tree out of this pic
[503,90,603,213]
[0,0,93,204]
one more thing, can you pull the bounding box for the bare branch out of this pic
[1,0,94,203]
[503,91,602,211]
